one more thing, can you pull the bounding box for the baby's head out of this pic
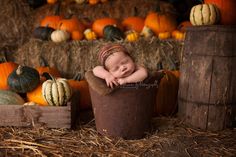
[98,43,135,78]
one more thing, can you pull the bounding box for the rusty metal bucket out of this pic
[86,71,159,139]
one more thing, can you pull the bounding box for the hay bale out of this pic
[0,0,33,53]
[9,38,183,79]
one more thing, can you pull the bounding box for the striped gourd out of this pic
[42,73,72,106]
[0,90,25,105]
[190,4,220,26]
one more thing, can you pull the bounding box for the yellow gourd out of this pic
[125,31,139,42]
[84,29,97,40]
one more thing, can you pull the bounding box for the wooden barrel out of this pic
[178,26,236,131]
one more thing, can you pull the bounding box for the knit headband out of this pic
[98,44,128,66]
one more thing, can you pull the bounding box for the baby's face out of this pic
[105,51,135,79]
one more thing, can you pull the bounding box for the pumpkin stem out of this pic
[58,22,63,29]
[157,62,163,70]
[134,7,138,16]
[16,65,23,75]
[54,0,61,16]
[0,52,7,63]
[39,56,49,67]
[155,0,161,13]
[42,72,56,82]
[72,72,82,81]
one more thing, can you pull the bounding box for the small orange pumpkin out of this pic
[26,81,48,106]
[172,30,185,40]
[68,73,91,110]
[92,18,121,38]
[71,30,84,40]
[0,56,18,90]
[177,21,192,32]
[36,57,61,80]
[158,32,171,40]
[122,16,145,33]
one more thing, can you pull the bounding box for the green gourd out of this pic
[103,25,124,41]
[7,65,40,93]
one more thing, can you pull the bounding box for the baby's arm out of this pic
[93,66,118,88]
[117,65,148,85]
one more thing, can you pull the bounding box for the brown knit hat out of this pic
[98,43,128,66]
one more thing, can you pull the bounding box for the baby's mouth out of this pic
[122,71,130,77]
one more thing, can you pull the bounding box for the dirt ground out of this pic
[0,111,235,157]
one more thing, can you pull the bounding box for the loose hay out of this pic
[0,117,235,157]
[9,38,183,79]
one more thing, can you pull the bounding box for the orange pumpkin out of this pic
[36,57,61,79]
[59,16,86,33]
[122,16,145,33]
[92,18,121,38]
[26,81,48,106]
[177,21,192,32]
[68,73,91,110]
[0,58,18,90]
[204,0,236,25]
[71,30,84,40]
[40,15,63,30]
[155,70,180,116]
[144,11,177,36]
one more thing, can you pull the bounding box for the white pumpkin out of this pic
[42,74,72,106]
[140,26,154,38]
[51,30,70,43]
[190,4,220,26]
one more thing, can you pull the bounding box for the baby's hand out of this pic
[117,78,127,85]
[105,75,118,88]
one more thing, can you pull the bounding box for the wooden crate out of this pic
[0,92,79,129]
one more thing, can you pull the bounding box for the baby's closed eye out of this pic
[111,66,119,72]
